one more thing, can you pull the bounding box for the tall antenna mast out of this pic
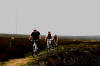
[16,8,18,34]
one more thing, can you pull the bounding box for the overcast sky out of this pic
[0,0,100,36]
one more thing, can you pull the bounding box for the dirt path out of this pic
[0,50,48,66]
[0,56,33,66]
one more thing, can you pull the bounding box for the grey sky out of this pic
[0,0,100,36]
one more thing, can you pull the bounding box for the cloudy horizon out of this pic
[0,0,100,36]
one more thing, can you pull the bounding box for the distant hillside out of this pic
[0,33,100,40]
[0,33,29,38]
[60,36,100,40]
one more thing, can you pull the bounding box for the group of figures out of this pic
[45,31,58,51]
[29,29,58,55]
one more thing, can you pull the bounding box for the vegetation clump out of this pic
[28,45,100,66]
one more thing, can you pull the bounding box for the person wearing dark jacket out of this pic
[29,29,41,54]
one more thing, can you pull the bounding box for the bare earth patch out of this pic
[0,56,33,66]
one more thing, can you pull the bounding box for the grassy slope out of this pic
[1,43,100,66]
[0,50,47,66]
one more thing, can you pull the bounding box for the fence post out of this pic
[10,37,15,48]
[9,37,15,58]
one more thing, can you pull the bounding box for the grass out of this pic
[24,44,100,66]
[0,43,100,66]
